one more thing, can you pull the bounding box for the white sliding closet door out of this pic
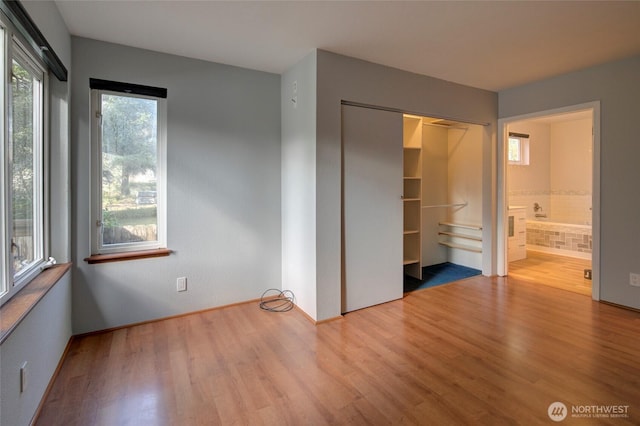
[342,105,403,313]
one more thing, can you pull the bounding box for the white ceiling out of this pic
[54,1,640,92]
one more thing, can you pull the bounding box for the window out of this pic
[1,22,48,304]
[90,80,167,255]
[508,132,530,165]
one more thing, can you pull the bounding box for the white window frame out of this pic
[508,134,530,166]
[0,24,5,303]
[90,88,167,255]
[1,19,49,306]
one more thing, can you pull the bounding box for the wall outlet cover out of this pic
[177,277,187,292]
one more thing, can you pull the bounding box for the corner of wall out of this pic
[281,51,319,320]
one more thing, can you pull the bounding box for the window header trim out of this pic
[508,132,530,139]
[90,78,167,99]
[0,0,67,81]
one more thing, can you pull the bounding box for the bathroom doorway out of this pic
[498,103,600,299]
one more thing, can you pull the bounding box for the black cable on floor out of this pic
[259,288,295,312]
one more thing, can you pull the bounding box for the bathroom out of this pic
[506,109,593,292]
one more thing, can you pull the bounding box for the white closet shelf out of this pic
[438,231,482,242]
[438,241,482,253]
[402,116,422,280]
[439,221,483,231]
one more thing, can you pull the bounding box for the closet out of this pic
[340,105,483,314]
[403,114,483,282]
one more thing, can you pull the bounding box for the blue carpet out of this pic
[404,262,481,292]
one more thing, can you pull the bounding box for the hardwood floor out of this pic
[37,276,640,425]
[508,250,592,296]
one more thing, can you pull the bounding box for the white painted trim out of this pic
[496,120,508,277]
[590,103,601,301]
[1,35,49,306]
[90,89,101,254]
[0,27,6,300]
[90,90,167,254]
[497,101,601,301]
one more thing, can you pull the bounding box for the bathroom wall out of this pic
[507,122,551,218]
[508,117,591,224]
[549,117,592,224]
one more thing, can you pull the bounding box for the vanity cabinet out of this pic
[508,207,526,262]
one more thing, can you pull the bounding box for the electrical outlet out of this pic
[177,277,187,292]
[20,362,27,393]
[630,273,640,287]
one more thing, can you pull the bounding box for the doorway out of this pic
[498,103,600,299]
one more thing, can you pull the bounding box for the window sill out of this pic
[84,248,172,264]
[0,263,72,344]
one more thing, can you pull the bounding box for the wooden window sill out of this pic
[84,248,172,264]
[0,263,72,344]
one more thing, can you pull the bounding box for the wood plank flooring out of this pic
[508,250,592,296]
[36,275,640,425]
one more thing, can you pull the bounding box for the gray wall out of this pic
[0,3,72,425]
[281,51,318,318]
[21,1,71,67]
[71,38,281,334]
[0,272,72,426]
[314,51,497,320]
[499,54,640,309]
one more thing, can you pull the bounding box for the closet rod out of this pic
[422,202,468,209]
[422,122,469,130]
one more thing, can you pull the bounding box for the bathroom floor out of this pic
[508,250,592,296]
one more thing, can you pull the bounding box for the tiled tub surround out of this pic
[509,190,592,225]
[526,220,592,260]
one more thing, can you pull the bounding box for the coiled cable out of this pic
[259,288,295,312]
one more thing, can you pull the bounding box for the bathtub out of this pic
[526,219,592,259]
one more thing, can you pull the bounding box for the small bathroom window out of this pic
[508,132,530,165]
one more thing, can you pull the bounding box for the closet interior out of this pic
[402,114,484,287]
